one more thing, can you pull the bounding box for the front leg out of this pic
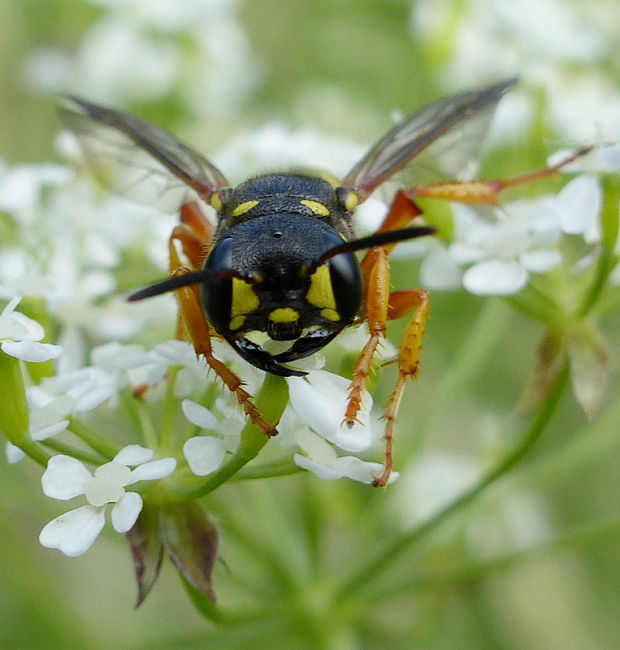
[344,245,389,426]
[171,268,278,437]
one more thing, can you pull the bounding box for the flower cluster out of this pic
[0,2,618,615]
[419,164,614,295]
[40,446,176,557]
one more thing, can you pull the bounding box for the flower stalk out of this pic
[169,373,289,498]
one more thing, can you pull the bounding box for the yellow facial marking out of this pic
[232,200,259,217]
[306,264,337,310]
[343,191,359,212]
[301,200,330,217]
[229,314,246,330]
[210,191,223,212]
[320,308,340,321]
[268,307,300,323]
[231,277,259,321]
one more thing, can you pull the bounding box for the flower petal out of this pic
[41,455,91,500]
[130,457,177,481]
[598,144,620,171]
[294,453,343,480]
[114,444,154,466]
[183,436,227,476]
[518,249,562,273]
[31,419,70,442]
[6,441,26,464]
[287,370,373,452]
[0,309,44,341]
[557,174,601,236]
[111,491,143,533]
[420,246,463,290]
[294,453,399,485]
[181,399,218,430]
[1,340,62,362]
[463,259,528,295]
[39,504,105,557]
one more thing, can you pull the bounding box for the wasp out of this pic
[60,77,587,485]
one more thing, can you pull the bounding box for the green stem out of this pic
[15,439,50,467]
[132,399,159,449]
[159,365,180,454]
[504,285,558,323]
[376,517,620,600]
[68,418,122,459]
[41,438,106,465]
[118,390,144,442]
[168,374,288,498]
[233,459,303,481]
[336,366,569,602]
[578,176,620,316]
[577,246,618,317]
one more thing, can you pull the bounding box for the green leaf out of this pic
[126,501,164,608]
[160,501,219,602]
[518,331,567,413]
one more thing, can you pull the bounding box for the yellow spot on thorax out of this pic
[232,200,259,217]
[269,307,299,323]
[300,200,330,216]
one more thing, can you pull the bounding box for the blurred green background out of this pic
[1,0,620,648]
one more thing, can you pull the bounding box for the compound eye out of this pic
[201,238,234,334]
[326,252,362,325]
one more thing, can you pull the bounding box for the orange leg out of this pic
[373,288,429,487]
[170,201,214,271]
[344,245,389,426]
[168,202,277,438]
[406,145,593,205]
[171,268,277,437]
[347,191,421,426]
[169,201,214,341]
[348,146,592,484]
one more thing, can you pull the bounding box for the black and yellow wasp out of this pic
[62,77,570,485]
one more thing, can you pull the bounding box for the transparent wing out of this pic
[342,77,518,201]
[59,96,230,209]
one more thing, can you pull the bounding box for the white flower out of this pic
[5,386,73,464]
[91,341,168,395]
[448,199,564,295]
[286,369,374,452]
[213,121,364,183]
[293,428,398,485]
[39,445,176,557]
[0,295,62,362]
[23,0,259,117]
[41,366,116,413]
[0,163,72,214]
[154,340,211,398]
[551,174,602,241]
[549,144,620,175]
[181,400,227,476]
